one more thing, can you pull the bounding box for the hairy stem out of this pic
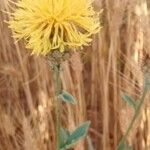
[53,64,62,150]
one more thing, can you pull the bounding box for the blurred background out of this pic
[0,0,150,149]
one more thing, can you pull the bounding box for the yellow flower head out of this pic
[8,0,100,55]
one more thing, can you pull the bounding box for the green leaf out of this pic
[122,93,137,110]
[128,147,133,150]
[64,121,91,149]
[58,91,77,104]
[60,127,70,149]
[118,142,133,150]
[144,76,150,87]
[117,142,125,150]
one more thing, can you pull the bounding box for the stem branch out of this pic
[118,85,149,149]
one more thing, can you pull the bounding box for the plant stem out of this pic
[53,64,62,150]
[118,85,149,149]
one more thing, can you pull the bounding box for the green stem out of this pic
[53,64,62,150]
[118,85,149,149]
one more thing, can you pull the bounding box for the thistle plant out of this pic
[7,0,100,149]
[117,56,150,150]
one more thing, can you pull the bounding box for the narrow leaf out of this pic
[64,121,91,149]
[122,93,137,110]
[58,91,76,104]
[60,127,70,148]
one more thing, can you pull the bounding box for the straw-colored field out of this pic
[0,0,150,149]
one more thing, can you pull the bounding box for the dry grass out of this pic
[0,0,150,149]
